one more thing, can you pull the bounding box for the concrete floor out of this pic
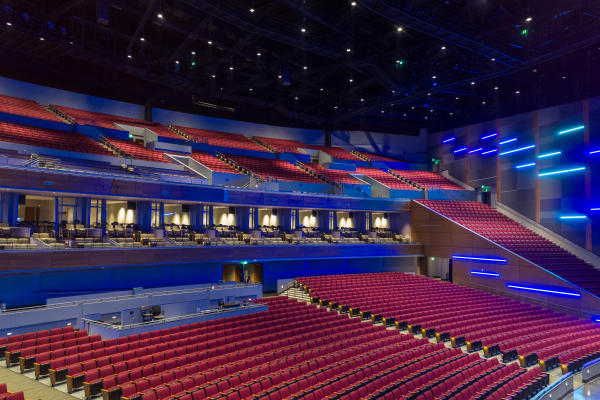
[0,365,74,400]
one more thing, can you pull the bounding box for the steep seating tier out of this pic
[0,94,63,123]
[393,170,464,190]
[252,137,307,154]
[355,168,418,190]
[307,145,361,160]
[174,127,265,152]
[226,155,322,184]
[417,200,600,295]
[303,163,361,185]
[0,122,113,155]
[354,151,403,163]
[296,272,600,374]
[190,152,241,174]
[107,139,172,163]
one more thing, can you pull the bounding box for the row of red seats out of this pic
[251,137,307,154]
[107,139,172,164]
[417,200,600,295]
[354,151,402,162]
[51,105,146,130]
[303,163,361,185]
[226,155,322,184]
[174,127,265,152]
[392,169,465,190]
[296,272,600,374]
[0,122,113,156]
[0,94,63,123]
[355,167,418,190]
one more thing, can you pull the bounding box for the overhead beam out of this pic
[126,0,157,55]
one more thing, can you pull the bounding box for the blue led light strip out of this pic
[559,215,587,220]
[506,284,581,297]
[515,162,535,169]
[468,147,483,154]
[558,125,584,135]
[443,137,456,144]
[481,132,497,140]
[453,147,467,154]
[499,144,535,156]
[537,151,561,159]
[595,318,600,323]
[498,138,517,145]
[538,166,585,177]
[452,255,507,263]
[591,208,600,211]
[590,149,600,155]
[470,270,500,278]
[481,148,498,155]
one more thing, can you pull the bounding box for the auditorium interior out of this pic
[0,0,599,399]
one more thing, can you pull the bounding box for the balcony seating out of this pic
[305,145,361,160]
[51,105,147,130]
[190,152,241,174]
[303,163,361,184]
[392,170,464,190]
[174,126,265,152]
[354,151,403,162]
[251,137,307,154]
[296,272,600,374]
[128,124,185,141]
[355,167,418,190]
[106,139,172,163]
[417,200,600,296]
[0,94,63,123]
[0,122,113,156]
[226,155,322,184]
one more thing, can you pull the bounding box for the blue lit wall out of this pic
[429,97,600,255]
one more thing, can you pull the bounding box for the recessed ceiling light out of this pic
[191,51,196,55]
[303,66,308,70]
[351,1,357,6]
[525,17,532,22]
[249,8,255,13]
[396,26,403,32]
[360,98,364,102]
[127,54,132,59]
[494,86,499,90]
[40,37,45,41]
[482,101,486,104]
[140,37,145,42]
[6,22,12,26]
[346,48,351,52]
[441,46,446,50]
[300,27,306,33]
[294,96,299,100]
[471,81,475,85]
[515,90,520,94]
[256,52,261,56]
[157,13,163,19]
[211,75,216,78]
[229,66,234,70]
[207,40,213,45]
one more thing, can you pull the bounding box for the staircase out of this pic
[100,136,130,158]
[25,154,61,169]
[387,169,422,190]
[46,105,76,124]
[352,150,369,162]
[168,125,192,141]
[216,152,265,184]
[250,137,277,153]
[295,161,332,185]
[283,285,311,302]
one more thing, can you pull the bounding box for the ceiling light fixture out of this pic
[249,8,255,13]
[441,46,446,50]
[300,27,306,33]
[207,40,213,45]
[157,13,163,19]
[397,26,403,32]
[140,37,145,42]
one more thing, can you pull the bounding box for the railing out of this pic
[532,372,573,400]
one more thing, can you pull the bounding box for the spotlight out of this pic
[441,46,446,50]
[482,101,486,104]
[6,22,12,26]
[127,54,132,59]
[320,88,324,91]
[229,66,234,70]
[294,96,299,100]
[349,78,353,82]
[396,26,403,32]
[191,51,196,55]
[256,52,261,56]
[140,37,145,42]
[211,74,216,78]
[278,75,282,79]
[40,37,45,41]
[300,27,306,33]
[491,58,496,61]
[207,40,213,45]
[471,81,475,85]
[494,86,499,90]
[525,17,532,22]
[360,98,364,102]
[157,13,163,19]
[381,110,385,113]
[249,88,253,91]
[303,66,307,70]
[346,48,351,52]
[351,1,357,6]
[249,8,255,13]
[175,60,180,64]
[515,90,520,94]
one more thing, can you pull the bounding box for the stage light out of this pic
[506,284,580,297]
[481,132,497,140]
[395,59,404,65]
[515,90,520,94]
[558,125,584,135]
[127,54,132,59]
[515,162,535,169]
[442,137,455,144]
[360,98,364,102]
[482,101,486,105]
[538,151,561,159]
[351,1,357,6]
[452,255,507,263]
[229,66,234,70]
[494,86,499,90]
[40,37,45,41]
[294,96,299,100]
[6,22,11,26]
[471,271,501,278]
[539,166,585,177]
[191,51,196,55]
[499,144,535,156]
[211,75,216,78]
[590,208,600,211]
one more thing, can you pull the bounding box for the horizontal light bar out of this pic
[538,151,561,159]
[452,255,507,263]
[468,147,483,154]
[558,125,584,135]
[590,208,600,211]
[442,137,456,143]
[594,318,600,323]
[589,149,600,155]
[498,138,517,145]
[499,144,535,156]
[453,146,467,154]
[538,166,585,177]
[506,284,581,297]
[559,215,587,220]
[515,162,535,169]
[470,270,501,278]
[481,148,498,155]
[481,132,497,140]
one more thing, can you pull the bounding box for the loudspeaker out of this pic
[182,204,190,213]
[18,195,26,205]
[229,207,235,214]
[127,201,137,210]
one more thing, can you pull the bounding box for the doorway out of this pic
[222,264,243,282]
[245,264,263,284]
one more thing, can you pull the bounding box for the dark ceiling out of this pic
[0,0,599,135]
